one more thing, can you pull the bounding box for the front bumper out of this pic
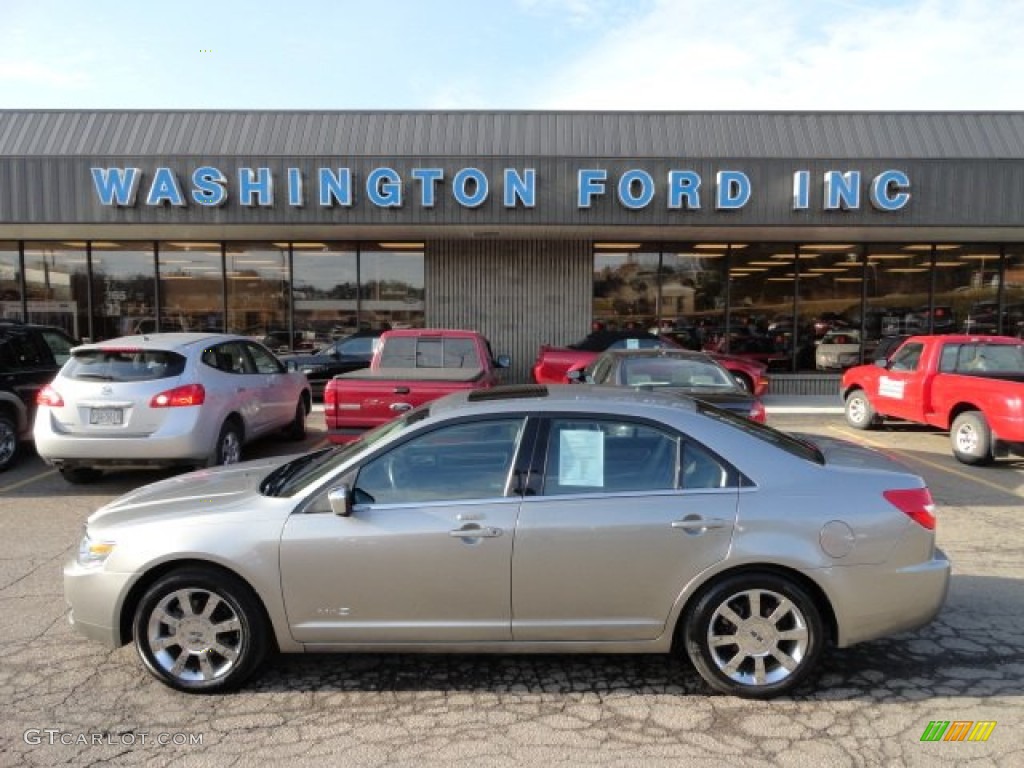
[64,560,137,648]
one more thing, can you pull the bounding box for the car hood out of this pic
[87,456,294,529]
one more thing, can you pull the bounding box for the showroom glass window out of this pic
[158,242,224,332]
[593,246,660,331]
[23,242,90,339]
[359,244,425,331]
[226,242,289,346]
[0,242,19,316]
[1005,246,1024,336]
[292,243,359,341]
[727,244,803,370]
[660,245,726,341]
[795,244,864,367]
[89,242,156,340]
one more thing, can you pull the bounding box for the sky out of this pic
[1,0,1022,111]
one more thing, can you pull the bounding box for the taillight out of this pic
[883,487,936,530]
[749,400,767,423]
[36,385,64,407]
[150,383,205,407]
[324,385,337,407]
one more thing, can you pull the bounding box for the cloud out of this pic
[532,0,1024,109]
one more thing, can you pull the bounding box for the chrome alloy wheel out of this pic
[220,430,242,464]
[954,421,979,454]
[706,588,810,687]
[146,588,243,684]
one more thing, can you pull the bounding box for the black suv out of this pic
[0,321,78,471]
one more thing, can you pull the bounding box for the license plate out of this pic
[90,408,123,426]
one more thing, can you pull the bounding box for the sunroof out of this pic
[467,385,549,402]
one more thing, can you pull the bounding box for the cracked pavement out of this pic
[1,414,1021,767]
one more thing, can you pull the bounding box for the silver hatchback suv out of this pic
[34,333,311,483]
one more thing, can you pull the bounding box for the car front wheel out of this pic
[684,573,825,699]
[844,390,879,430]
[132,567,268,692]
[0,413,18,471]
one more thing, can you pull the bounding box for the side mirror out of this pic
[328,485,354,517]
[873,358,889,368]
[566,368,584,383]
[495,355,511,369]
[285,360,298,372]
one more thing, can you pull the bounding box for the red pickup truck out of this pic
[841,334,1024,465]
[324,329,509,443]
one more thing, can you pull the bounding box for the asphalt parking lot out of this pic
[1,410,1021,767]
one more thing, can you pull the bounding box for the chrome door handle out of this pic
[449,526,503,538]
[672,518,728,531]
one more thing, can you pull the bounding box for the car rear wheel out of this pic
[951,411,993,465]
[208,419,243,467]
[286,400,306,441]
[132,567,268,692]
[0,414,18,471]
[844,390,879,430]
[684,573,824,699]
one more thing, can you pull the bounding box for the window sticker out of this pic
[559,430,604,486]
[626,338,640,349]
[879,376,905,399]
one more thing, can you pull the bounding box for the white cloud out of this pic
[533,0,1024,109]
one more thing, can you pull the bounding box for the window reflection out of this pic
[158,242,224,333]
[90,242,156,340]
[358,245,425,331]
[292,243,358,343]
[226,242,290,346]
[24,242,90,340]
[0,242,19,317]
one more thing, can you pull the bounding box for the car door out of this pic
[243,341,294,431]
[279,417,530,644]
[200,341,264,434]
[511,416,738,642]
[872,340,927,421]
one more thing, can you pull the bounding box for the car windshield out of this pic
[620,357,735,389]
[260,406,430,497]
[696,400,825,465]
[64,348,186,381]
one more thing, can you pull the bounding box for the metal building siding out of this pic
[427,240,591,384]
[4,110,1022,159]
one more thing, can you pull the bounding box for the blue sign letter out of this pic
[824,170,861,210]
[668,170,701,209]
[454,168,488,208]
[318,168,352,207]
[792,170,810,210]
[618,170,655,209]
[238,167,274,207]
[368,168,402,207]
[146,167,185,207]
[578,169,607,208]
[504,168,535,208]
[869,170,910,211]
[287,168,304,207]
[91,167,141,207]
[716,171,751,210]
[411,168,444,207]
[191,166,227,207]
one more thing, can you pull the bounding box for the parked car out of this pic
[0,320,79,471]
[814,329,864,371]
[279,330,382,399]
[533,330,769,395]
[34,333,311,483]
[569,348,766,422]
[64,384,950,698]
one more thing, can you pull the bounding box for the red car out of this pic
[533,330,769,395]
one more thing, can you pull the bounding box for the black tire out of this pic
[0,413,19,472]
[950,411,993,466]
[132,567,268,693]
[208,419,243,467]
[286,400,306,441]
[844,389,879,430]
[684,572,825,699]
[60,467,103,484]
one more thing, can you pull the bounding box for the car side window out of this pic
[681,441,733,490]
[339,336,375,357]
[889,342,923,372]
[247,343,284,374]
[0,330,43,371]
[201,342,248,374]
[39,330,75,365]
[541,419,679,495]
[353,418,526,505]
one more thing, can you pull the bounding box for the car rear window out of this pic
[379,337,480,368]
[696,400,825,465]
[64,348,187,381]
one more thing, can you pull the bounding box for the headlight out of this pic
[78,533,115,567]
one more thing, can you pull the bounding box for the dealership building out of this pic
[1,110,1022,384]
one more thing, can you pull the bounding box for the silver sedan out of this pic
[64,385,950,698]
[35,333,311,483]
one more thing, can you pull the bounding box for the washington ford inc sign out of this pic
[90,166,911,213]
